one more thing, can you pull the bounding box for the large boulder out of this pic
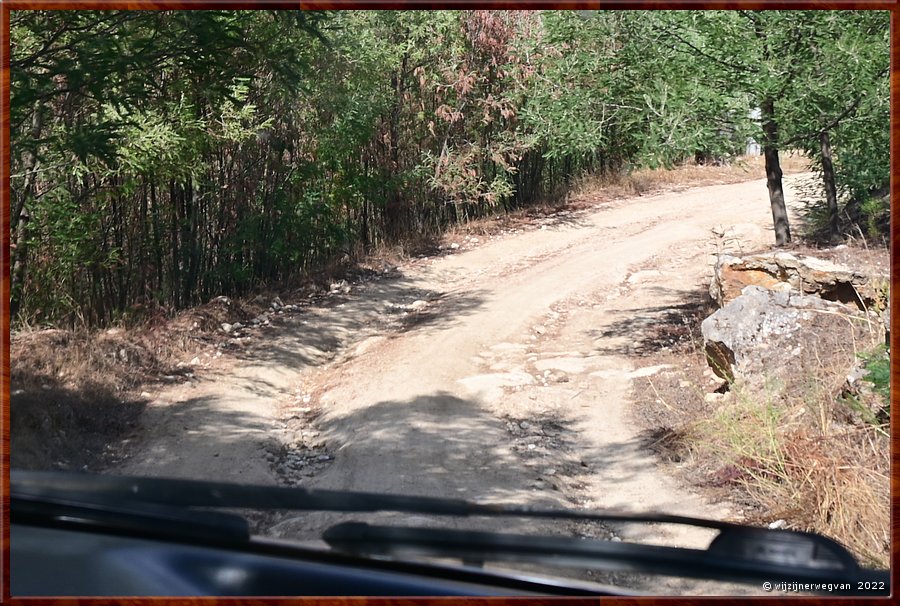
[701,285,877,388]
[710,252,885,311]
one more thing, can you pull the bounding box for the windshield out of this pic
[8,8,890,597]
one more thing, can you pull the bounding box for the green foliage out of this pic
[10,9,890,327]
[838,344,890,431]
[859,345,890,406]
[857,196,890,240]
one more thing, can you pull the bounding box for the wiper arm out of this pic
[12,491,250,543]
[11,470,742,530]
[323,523,889,595]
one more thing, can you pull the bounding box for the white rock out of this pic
[450,243,460,249]
[221,323,233,333]
[625,364,673,379]
[409,300,428,311]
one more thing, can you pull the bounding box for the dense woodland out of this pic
[10,10,890,327]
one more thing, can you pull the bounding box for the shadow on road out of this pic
[586,285,714,357]
[236,273,488,368]
[10,383,147,472]
[313,392,547,504]
[114,394,279,477]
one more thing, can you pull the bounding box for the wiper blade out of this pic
[12,492,250,542]
[323,523,888,594]
[11,470,741,530]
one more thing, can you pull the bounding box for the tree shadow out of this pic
[114,394,282,481]
[234,272,487,368]
[587,285,714,357]
[263,393,723,589]
[10,382,146,472]
[526,210,592,230]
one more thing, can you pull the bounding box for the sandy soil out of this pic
[114,174,812,595]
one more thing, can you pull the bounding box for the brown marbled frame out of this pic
[0,1,895,604]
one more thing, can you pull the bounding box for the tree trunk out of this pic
[384,55,407,241]
[819,130,839,241]
[10,101,44,320]
[760,98,791,246]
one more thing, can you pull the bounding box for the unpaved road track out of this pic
[116,175,808,594]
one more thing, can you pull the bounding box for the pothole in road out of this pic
[267,387,335,486]
[501,415,593,500]
[268,442,334,485]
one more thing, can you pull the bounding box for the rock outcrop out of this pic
[701,285,876,388]
[710,252,886,311]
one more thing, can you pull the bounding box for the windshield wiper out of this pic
[11,470,890,593]
[12,491,250,542]
[9,470,743,529]
[323,522,887,594]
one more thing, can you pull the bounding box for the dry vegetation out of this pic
[11,328,168,471]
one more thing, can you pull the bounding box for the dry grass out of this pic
[12,328,178,393]
[686,384,889,568]
[10,328,172,471]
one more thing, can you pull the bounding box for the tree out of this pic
[777,11,889,240]
[10,10,328,323]
[659,10,889,245]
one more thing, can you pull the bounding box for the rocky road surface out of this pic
[116,174,809,594]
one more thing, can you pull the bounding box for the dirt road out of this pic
[116,174,809,594]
